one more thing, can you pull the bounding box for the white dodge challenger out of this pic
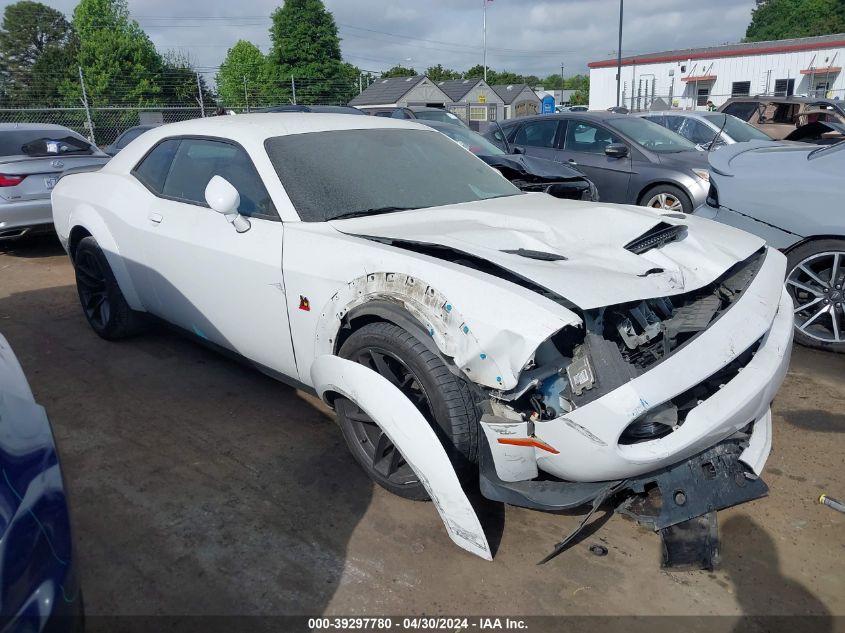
[52,114,793,564]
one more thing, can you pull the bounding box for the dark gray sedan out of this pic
[484,112,711,213]
[694,140,845,352]
[0,123,110,240]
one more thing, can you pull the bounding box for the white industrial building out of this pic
[588,33,845,111]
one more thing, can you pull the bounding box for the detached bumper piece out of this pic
[480,436,767,569]
[620,441,768,570]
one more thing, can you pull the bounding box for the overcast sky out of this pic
[3,0,758,78]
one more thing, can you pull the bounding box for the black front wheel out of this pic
[336,322,479,500]
[74,236,145,340]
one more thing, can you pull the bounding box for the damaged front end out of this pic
[477,246,792,568]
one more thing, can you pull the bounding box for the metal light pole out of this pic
[483,0,488,82]
[616,0,624,107]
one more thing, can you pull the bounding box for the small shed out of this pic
[349,76,451,108]
[491,84,541,119]
[436,78,505,122]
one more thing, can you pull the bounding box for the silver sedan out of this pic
[0,123,110,240]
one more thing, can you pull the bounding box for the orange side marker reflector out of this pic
[497,437,560,454]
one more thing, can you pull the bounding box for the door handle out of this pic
[148,213,163,224]
[567,159,578,166]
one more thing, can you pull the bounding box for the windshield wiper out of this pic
[331,206,418,220]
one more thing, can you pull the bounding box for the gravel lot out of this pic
[1,234,843,621]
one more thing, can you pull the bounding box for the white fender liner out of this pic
[310,354,492,561]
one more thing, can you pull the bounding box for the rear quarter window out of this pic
[133,139,180,194]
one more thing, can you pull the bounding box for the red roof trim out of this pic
[681,75,717,82]
[588,39,845,68]
[800,66,841,74]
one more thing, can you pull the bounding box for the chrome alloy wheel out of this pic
[786,251,845,343]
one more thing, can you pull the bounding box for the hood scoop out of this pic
[625,222,687,255]
[501,248,567,261]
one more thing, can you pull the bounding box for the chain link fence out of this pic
[0,106,208,146]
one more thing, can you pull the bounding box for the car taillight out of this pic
[0,174,25,187]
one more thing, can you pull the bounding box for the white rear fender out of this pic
[66,206,144,311]
[310,354,492,561]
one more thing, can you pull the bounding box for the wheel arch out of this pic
[65,209,145,311]
[782,234,845,256]
[636,179,693,206]
[314,271,527,391]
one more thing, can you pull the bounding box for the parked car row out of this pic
[481,111,711,213]
[2,95,841,609]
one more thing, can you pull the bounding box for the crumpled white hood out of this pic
[330,193,765,309]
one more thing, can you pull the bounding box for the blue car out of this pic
[0,334,83,632]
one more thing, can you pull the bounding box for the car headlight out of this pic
[692,168,710,182]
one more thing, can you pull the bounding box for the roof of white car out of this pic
[150,112,432,142]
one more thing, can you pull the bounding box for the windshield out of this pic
[413,110,463,125]
[607,116,698,153]
[701,113,771,142]
[430,124,505,156]
[0,130,94,157]
[265,129,520,221]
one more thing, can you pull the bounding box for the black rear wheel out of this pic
[336,322,479,500]
[74,236,145,340]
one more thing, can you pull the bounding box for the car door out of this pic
[138,137,297,377]
[556,119,633,203]
[509,118,562,161]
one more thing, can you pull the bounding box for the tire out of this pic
[785,238,845,353]
[336,321,479,500]
[73,236,145,340]
[640,184,693,214]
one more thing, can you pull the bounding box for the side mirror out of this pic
[512,146,524,154]
[103,145,117,156]
[205,175,250,233]
[605,143,628,158]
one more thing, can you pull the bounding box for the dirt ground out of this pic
[1,234,843,621]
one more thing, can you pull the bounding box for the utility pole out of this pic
[616,0,624,107]
[77,66,94,144]
[291,75,297,105]
[359,73,363,94]
[243,75,250,112]
[482,0,487,82]
[196,71,205,117]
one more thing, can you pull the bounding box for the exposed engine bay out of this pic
[494,248,766,441]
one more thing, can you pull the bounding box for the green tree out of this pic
[425,64,460,82]
[161,51,215,110]
[0,1,77,105]
[216,40,268,109]
[463,64,489,80]
[745,0,845,41]
[71,0,164,105]
[493,71,526,85]
[266,0,357,103]
[380,64,417,78]
[570,90,588,106]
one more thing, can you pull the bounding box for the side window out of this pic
[564,121,622,154]
[663,116,685,134]
[682,118,715,145]
[161,139,277,219]
[133,138,180,194]
[117,127,146,149]
[641,114,664,128]
[513,120,559,148]
[722,102,757,121]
